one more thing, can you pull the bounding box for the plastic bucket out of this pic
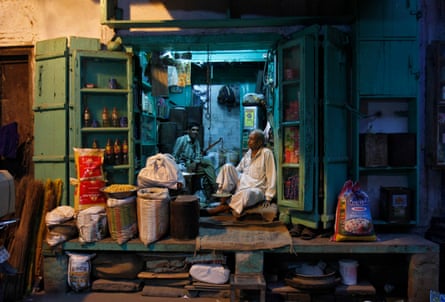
[339,259,358,285]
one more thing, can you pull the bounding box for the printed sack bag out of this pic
[332,180,377,242]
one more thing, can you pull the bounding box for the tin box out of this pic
[380,186,412,223]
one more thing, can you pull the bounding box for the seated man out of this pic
[172,123,217,199]
[209,129,277,221]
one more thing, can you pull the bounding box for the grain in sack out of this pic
[137,187,170,246]
[76,205,108,243]
[66,252,96,292]
[106,196,138,245]
[332,180,376,242]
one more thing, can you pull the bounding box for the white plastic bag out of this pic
[137,153,185,189]
[189,264,230,284]
[45,206,75,225]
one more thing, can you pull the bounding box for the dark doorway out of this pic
[0,47,34,178]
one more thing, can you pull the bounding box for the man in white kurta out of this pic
[215,129,277,218]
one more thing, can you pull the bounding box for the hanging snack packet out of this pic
[74,148,105,181]
[332,180,377,242]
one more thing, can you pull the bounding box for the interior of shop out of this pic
[0,1,443,301]
[136,48,272,170]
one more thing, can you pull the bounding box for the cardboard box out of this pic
[0,170,14,218]
[359,133,388,167]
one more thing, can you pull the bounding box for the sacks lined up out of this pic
[106,196,138,245]
[137,187,170,246]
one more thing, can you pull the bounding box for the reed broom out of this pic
[5,177,44,299]
[33,179,63,291]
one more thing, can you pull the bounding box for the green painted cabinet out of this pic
[275,26,350,229]
[33,37,135,206]
[353,0,420,225]
[356,0,419,97]
[73,50,134,185]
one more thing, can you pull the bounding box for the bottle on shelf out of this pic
[122,138,129,165]
[102,107,110,127]
[105,138,114,165]
[111,107,119,127]
[83,107,91,127]
[92,139,99,149]
[114,138,122,165]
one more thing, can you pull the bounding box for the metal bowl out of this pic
[100,185,138,199]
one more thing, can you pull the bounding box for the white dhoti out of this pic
[216,164,265,215]
[215,164,239,194]
[230,188,265,216]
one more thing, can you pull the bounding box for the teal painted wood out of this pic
[357,0,418,39]
[33,37,135,206]
[73,50,135,185]
[356,0,418,97]
[34,38,71,204]
[353,0,420,226]
[321,26,351,229]
[358,40,418,96]
[235,251,264,274]
[61,233,439,254]
[276,25,319,224]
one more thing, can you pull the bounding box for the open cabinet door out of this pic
[320,26,351,229]
[275,25,319,228]
[276,25,350,229]
[33,38,71,203]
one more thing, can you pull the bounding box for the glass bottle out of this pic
[113,138,121,165]
[105,138,113,165]
[122,139,129,165]
[83,107,91,127]
[92,139,99,149]
[111,107,119,127]
[102,107,110,127]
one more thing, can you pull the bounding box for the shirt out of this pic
[236,147,277,201]
[172,134,202,165]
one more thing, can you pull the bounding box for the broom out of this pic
[5,177,44,299]
[32,178,63,291]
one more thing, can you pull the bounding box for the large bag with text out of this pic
[137,153,185,189]
[332,180,377,242]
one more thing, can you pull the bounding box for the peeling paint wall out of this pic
[0,0,114,46]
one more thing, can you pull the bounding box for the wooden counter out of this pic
[58,232,439,302]
[62,233,438,254]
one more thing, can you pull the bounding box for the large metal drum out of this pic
[170,195,200,240]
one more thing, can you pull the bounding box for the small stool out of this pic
[230,273,266,302]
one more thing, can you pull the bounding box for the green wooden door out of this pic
[276,25,350,229]
[321,26,351,229]
[33,37,71,204]
[33,37,101,205]
[275,25,319,228]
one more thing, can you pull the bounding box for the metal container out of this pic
[380,186,412,223]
